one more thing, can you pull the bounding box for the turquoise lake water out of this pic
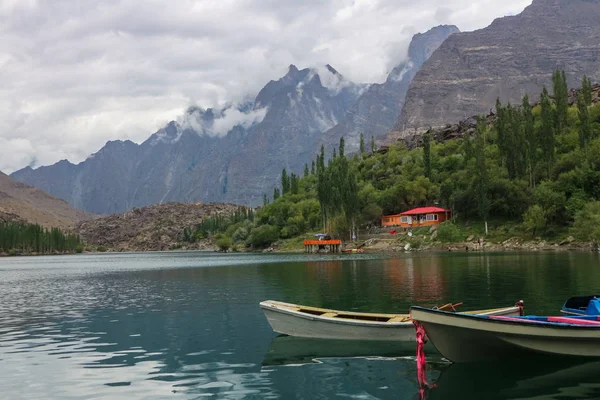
[1,251,600,399]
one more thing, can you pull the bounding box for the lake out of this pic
[1,251,600,399]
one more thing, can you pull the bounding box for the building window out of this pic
[401,216,409,223]
[426,214,438,221]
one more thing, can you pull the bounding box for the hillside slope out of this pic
[0,171,93,229]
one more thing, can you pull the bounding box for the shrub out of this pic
[97,245,107,252]
[247,225,279,248]
[216,235,233,252]
[436,222,462,243]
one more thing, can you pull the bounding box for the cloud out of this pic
[178,105,267,138]
[0,0,532,173]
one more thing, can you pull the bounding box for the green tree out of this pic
[582,75,593,107]
[553,69,569,135]
[578,91,592,150]
[522,94,537,187]
[247,225,279,248]
[216,235,233,252]
[311,160,316,175]
[523,205,546,238]
[339,137,345,158]
[263,194,269,206]
[290,173,299,195]
[273,187,280,200]
[359,132,365,154]
[304,163,309,178]
[539,87,555,177]
[281,168,290,195]
[371,135,376,155]
[423,132,432,179]
[571,201,600,245]
[474,117,490,234]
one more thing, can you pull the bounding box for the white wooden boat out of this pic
[260,300,523,342]
[410,306,600,363]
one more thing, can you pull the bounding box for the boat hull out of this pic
[261,301,521,342]
[411,307,600,363]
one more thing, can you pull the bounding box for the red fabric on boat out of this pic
[413,320,436,390]
[547,317,600,325]
[489,316,546,323]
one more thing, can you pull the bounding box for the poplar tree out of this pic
[281,168,290,195]
[423,132,432,179]
[290,173,299,195]
[582,75,593,107]
[304,163,309,178]
[311,160,316,175]
[522,94,537,187]
[474,117,490,234]
[540,87,555,177]
[339,137,345,158]
[578,91,591,150]
[263,194,268,206]
[553,69,569,135]
[273,187,280,200]
[371,135,376,155]
[495,98,507,165]
[359,132,365,154]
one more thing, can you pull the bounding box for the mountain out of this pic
[0,171,93,229]
[318,25,459,153]
[12,65,367,214]
[76,202,240,251]
[398,0,600,130]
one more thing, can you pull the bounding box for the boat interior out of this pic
[561,295,600,315]
[486,314,600,326]
[263,301,504,323]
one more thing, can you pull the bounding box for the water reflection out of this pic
[261,335,440,367]
[426,358,600,400]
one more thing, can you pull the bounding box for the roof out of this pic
[400,207,451,216]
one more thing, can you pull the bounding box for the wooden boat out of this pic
[410,306,600,363]
[560,295,600,316]
[260,300,523,342]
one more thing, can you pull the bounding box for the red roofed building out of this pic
[381,207,451,228]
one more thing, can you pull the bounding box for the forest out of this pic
[0,221,83,255]
[184,70,600,249]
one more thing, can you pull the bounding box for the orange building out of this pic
[381,207,451,228]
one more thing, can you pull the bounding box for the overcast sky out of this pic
[0,0,532,174]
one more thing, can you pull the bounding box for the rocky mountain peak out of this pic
[398,0,600,130]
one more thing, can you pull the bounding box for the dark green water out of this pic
[1,251,600,399]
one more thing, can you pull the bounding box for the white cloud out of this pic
[0,0,532,173]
